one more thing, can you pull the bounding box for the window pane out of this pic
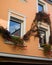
[38,4,43,12]
[38,30,46,47]
[9,20,21,36]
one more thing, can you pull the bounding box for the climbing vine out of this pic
[0,26,24,46]
[23,12,51,42]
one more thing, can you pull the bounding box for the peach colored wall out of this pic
[47,3,52,31]
[0,0,52,58]
[0,0,36,30]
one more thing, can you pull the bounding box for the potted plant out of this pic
[23,12,51,41]
[0,26,24,46]
[42,44,51,56]
[11,36,24,46]
[0,26,11,39]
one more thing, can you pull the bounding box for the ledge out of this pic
[5,41,27,47]
[0,52,52,62]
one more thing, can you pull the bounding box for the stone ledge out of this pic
[5,41,27,47]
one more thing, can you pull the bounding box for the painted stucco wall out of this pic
[0,0,52,58]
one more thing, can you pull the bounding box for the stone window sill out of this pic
[5,40,27,47]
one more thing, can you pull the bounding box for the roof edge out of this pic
[0,52,52,61]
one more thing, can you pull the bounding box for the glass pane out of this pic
[9,20,21,36]
[38,4,43,12]
[39,30,46,47]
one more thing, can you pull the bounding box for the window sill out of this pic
[5,40,27,47]
[38,47,43,50]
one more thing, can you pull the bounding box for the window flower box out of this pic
[0,26,26,47]
[5,40,27,47]
[42,44,52,57]
[5,36,27,47]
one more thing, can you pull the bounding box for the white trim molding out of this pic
[38,22,50,49]
[7,10,26,37]
[0,52,52,61]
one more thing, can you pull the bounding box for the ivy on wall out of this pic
[23,11,52,56]
[0,26,24,46]
[23,12,51,42]
[0,12,52,56]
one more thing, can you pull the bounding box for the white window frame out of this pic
[7,10,26,38]
[38,22,50,50]
[36,0,48,12]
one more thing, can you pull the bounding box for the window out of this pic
[9,17,21,37]
[38,0,46,12]
[8,11,26,37]
[38,22,50,48]
[38,4,44,12]
[38,28,46,47]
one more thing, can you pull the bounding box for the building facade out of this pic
[0,0,52,64]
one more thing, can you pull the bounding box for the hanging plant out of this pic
[11,36,24,46]
[42,44,51,56]
[23,11,51,41]
[23,25,38,41]
[34,12,51,25]
[0,26,24,46]
[0,26,11,40]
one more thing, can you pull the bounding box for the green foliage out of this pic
[11,36,24,45]
[34,12,51,25]
[0,26,11,39]
[0,26,24,46]
[23,12,51,41]
[43,44,51,56]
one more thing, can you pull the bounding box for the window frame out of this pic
[37,0,48,12]
[37,22,50,49]
[7,10,26,38]
[38,27,47,48]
